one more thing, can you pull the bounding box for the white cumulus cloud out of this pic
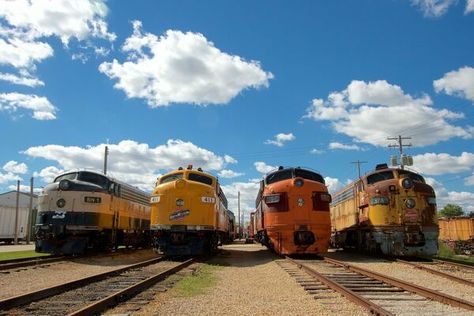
[23,139,233,190]
[99,21,273,107]
[0,0,115,90]
[0,37,53,68]
[467,0,474,13]
[254,161,277,174]
[426,177,474,213]
[3,161,28,174]
[324,176,345,195]
[221,180,261,219]
[329,142,365,151]
[0,0,115,45]
[218,169,244,179]
[0,72,44,87]
[465,173,474,186]
[33,166,64,184]
[305,80,471,147]
[0,92,57,120]
[0,172,21,184]
[434,66,474,102]
[264,133,295,147]
[411,0,456,17]
[412,152,474,175]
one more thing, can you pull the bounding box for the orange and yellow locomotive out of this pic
[254,166,331,255]
[330,164,438,256]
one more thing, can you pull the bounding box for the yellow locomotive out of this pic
[150,165,229,255]
[35,170,150,254]
[330,164,438,256]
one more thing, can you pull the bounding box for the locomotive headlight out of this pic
[401,178,413,189]
[320,193,332,203]
[264,194,280,204]
[56,198,66,208]
[405,198,416,209]
[59,179,70,190]
[176,198,184,207]
[294,178,304,187]
[427,196,436,205]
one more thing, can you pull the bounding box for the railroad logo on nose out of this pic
[297,198,304,207]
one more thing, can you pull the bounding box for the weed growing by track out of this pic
[436,242,474,265]
[171,263,222,297]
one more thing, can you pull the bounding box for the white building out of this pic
[0,191,38,243]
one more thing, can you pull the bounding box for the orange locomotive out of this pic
[254,166,331,255]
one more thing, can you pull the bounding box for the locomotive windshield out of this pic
[398,170,425,183]
[265,169,293,185]
[294,168,325,184]
[160,173,183,184]
[367,171,394,185]
[77,172,109,189]
[54,172,77,182]
[265,168,324,185]
[188,173,213,185]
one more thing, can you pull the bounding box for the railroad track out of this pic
[0,256,195,315]
[396,258,474,287]
[280,256,474,316]
[0,255,65,272]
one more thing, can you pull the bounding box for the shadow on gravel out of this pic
[208,246,278,267]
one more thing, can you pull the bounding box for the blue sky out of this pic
[1,0,474,215]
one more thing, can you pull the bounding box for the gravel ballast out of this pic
[137,243,369,316]
[0,250,157,299]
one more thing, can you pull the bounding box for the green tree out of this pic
[438,204,464,217]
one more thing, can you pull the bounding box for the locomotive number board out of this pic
[84,196,102,203]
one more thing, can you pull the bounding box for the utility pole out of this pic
[351,160,367,178]
[103,145,109,175]
[14,180,20,245]
[26,177,34,244]
[237,191,241,239]
[388,135,412,169]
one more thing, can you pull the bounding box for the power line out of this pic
[388,135,412,170]
[351,160,368,178]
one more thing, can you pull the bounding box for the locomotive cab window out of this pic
[397,170,425,183]
[188,173,213,186]
[294,168,325,184]
[160,173,183,184]
[78,172,109,189]
[367,171,394,185]
[54,172,78,183]
[265,169,292,185]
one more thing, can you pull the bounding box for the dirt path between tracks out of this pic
[136,243,368,316]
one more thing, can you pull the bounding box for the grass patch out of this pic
[0,250,49,261]
[436,242,474,265]
[171,263,221,297]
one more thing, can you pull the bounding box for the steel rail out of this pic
[285,256,394,316]
[0,255,56,265]
[68,258,195,316]
[323,257,474,311]
[0,255,66,271]
[433,259,474,270]
[0,256,166,310]
[397,259,474,287]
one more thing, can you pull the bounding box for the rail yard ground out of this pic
[1,243,474,315]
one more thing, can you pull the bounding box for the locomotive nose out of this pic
[294,231,315,246]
